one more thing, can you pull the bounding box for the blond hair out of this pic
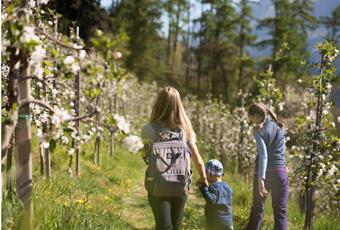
[150,86,196,142]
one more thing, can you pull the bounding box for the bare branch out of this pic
[66,109,98,122]
[35,27,84,51]
[18,98,56,113]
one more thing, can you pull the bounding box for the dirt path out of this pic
[120,179,154,230]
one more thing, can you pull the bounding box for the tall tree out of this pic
[320,5,340,44]
[257,0,316,81]
[48,0,114,43]
[197,0,238,101]
[114,0,163,82]
[235,0,256,91]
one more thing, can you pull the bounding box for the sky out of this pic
[100,0,340,61]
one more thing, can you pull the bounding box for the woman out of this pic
[246,102,288,230]
[141,86,207,230]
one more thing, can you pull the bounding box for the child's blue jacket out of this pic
[199,181,233,228]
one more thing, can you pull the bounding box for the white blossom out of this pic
[64,56,75,65]
[27,0,36,9]
[30,45,46,65]
[55,108,71,121]
[123,135,144,154]
[21,26,39,43]
[71,63,80,74]
[79,50,87,60]
[68,148,75,156]
[41,140,50,149]
[40,0,49,5]
[37,129,43,139]
[114,114,130,133]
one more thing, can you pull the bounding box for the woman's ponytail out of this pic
[267,108,284,128]
[249,102,284,128]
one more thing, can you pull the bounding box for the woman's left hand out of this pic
[258,178,268,198]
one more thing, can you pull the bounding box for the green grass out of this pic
[2,139,339,229]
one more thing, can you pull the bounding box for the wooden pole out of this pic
[16,59,33,230]
[75,26,80,176]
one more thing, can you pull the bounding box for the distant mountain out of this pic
[249,0,340,68]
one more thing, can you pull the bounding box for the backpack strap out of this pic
[150,122,184,141]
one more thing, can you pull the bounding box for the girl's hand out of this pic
[258,178,268,197]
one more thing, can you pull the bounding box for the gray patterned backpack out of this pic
[144,124,192,197]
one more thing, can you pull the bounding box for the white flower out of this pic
[64,56,75,65]
[79,50,87,60]
[51,114,61,125]
[123,135,144,154]
[40,0,49,4]
[114,114,130,133]
[28,0,36,9]
[327,165,338,177]
[41,140,50,149]
[30,45,46,65]
[326,83,332,92]
[21,26,40,43]
[96,74,104,81]
[297,79,302,84]
[61,136,69,145]
[37,129,43,139]
[278,102,284,111]
[70,63,80,74]
[337,116,340,123]
[322,110,329,116]
[68,148,75,156]
[34,65,44,79]
[55,108,71,121]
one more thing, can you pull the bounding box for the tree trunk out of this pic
[172,2,182,80]
[39,145,44,176]
[16,60,33,230]
[304,54,325,230]
[6,138,14,198]
[75,68,81,176]
[167,9,173,81]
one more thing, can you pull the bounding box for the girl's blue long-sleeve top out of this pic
[254,130,268,180]
[255,117,286,180]
[199,181,233,227]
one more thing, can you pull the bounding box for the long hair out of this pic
[248,102,283,128]
[150,86,196,141]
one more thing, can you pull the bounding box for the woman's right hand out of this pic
[258,178,268,197]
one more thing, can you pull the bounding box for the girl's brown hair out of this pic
[150,86,196,142]
[248,102,283,128]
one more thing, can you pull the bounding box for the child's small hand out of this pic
[196,178,208,187]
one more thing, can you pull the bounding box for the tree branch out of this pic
[35,27,84,51]
[66,109,98,122]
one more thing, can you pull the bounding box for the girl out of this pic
[246,102,289,230]
[141,86,208,230]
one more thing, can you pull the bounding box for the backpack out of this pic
[144,124,192,197]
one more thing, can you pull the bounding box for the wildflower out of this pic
[123,135,144,154]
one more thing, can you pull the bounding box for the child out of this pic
[198,159,233,230]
